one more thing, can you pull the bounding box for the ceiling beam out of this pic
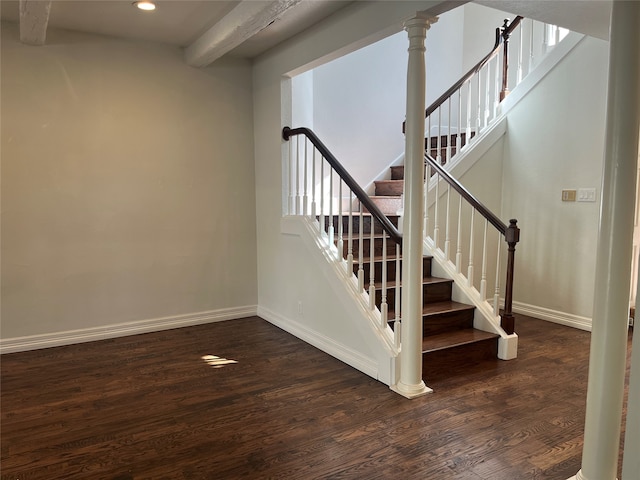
[185,0,303,67]
[19,0,52,45]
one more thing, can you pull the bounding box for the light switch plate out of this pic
[577,188,597,202]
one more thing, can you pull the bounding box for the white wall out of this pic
[1,23,258,341]
[462,3,510,72]
[306,3,508,190]
[502,36,608,323]
[312,32,407,188]
[292,70,314,128]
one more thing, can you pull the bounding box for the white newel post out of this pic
[570,2,640,479]
[391,13,437,399]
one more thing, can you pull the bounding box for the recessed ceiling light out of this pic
[133,1,156,11]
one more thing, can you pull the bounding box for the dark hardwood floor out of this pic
[1,315,632,479]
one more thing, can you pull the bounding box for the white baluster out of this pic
[394,319,402,349]
[433,172,440,248]
[543,23,549,53]
[446,98,452,164]
[347,190,354,275]
[528,19,535,73]
[295,136,301,215]
[494,55,500,116]
[303,138,308,215]
[494,233,502,315]
[288,135,294,215]
[369,218,376,310]
[395,243,401,322]
[480,218,488,300]
[311,145,317,217]
[437,108,442,164]
[423,160,429,238]
[457,88,462,158]
[427,115,432,160]
[328,169,334,246]
[337,180,343,259]
[319,155,325,234]
[468,208,475,287]
[466,80,472,144]
[456,195,463,273]
[484,64,490,127]
[476,71,482,134]
[381,234,388,327]
[517,22,524,86]
[358,211,364,292]
[444,184,451,261]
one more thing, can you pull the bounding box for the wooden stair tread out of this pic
[422,329,499,353]
[374,179,403,185]
[388,300,473,319]
[421,300,475,316]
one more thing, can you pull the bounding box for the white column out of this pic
[570,2,640,479]
[391,13,437,399]
[623,252,640,478]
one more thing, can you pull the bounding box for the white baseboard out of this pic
[258,305,379,380]
[512,301,592,332]
[0,305,258,354]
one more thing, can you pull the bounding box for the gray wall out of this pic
[1,23,258,340]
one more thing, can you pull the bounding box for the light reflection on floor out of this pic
[201,354,238,368]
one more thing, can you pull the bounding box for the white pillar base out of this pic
[567,470,618,480]
[390,381,433,399]
[498,333,518,360]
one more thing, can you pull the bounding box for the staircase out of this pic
[278,15,581,389]
[371,133,475,215]
[328,212,500,381]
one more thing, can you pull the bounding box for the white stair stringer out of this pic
[424,236,518,360]
[279,215,399,386]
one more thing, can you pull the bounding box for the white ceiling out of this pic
[477,0,611,40]
[0,0,612,62]
[0,0,353,58]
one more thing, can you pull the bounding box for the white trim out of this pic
[258,305,379,380]
[0,305,258,354]
[512,300,592,331]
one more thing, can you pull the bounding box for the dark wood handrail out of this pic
[424,153,520,334]
[424,154,507,234]
[403,16,523,133]
[282,126,403,245]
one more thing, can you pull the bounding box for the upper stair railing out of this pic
[411,16,567,333]
[283,126,403,336]
[424,153,520,334]
[407,16,568,166]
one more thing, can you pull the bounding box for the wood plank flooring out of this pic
[1,315,632,479]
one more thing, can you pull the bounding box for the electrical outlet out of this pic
[562,190,576,202]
